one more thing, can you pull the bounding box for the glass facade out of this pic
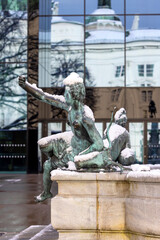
[1,0,160,171]
[37,0,160,165]
[0,0,27,171]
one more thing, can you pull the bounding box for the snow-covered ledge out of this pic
[51,165,160,240]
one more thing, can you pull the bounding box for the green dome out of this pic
[85,15,121,25]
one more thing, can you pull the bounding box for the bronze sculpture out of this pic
[19,73,135,202]
[19,73,104,201]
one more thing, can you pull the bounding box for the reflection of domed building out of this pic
[38,0,160,163]
[39,0,160,88]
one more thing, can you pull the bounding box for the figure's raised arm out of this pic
[18,76,68,110]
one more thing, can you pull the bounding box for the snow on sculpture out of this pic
[18,73,135,202]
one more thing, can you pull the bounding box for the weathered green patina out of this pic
[19,73,135,202]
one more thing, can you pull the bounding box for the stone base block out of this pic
[58,230,129,240]
[58,230,160,240]
[51,170,160,240]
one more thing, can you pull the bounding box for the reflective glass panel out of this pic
[85,15,124,87]
[95,122,103,137]
[0,63,27,172]
[0,130,27,171]
[93,88,125,119]
[66,122,71,131]
[0,17,27,62]
[126,88,160,119]
[39,16,84,87]
[39,0,84,15]
[86,0,124,14]
[38,122,42,171]
[0,63,27,130]
[126,15,160,87]
[126,0,160,14]
[48,122,62,135]
[147,122,160,164]
[0,0,27,12]
[129,123,144,163]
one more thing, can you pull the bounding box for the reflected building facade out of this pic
[38,0,160,164]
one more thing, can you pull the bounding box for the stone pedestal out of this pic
[51,170,160,240]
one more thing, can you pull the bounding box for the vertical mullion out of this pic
[144,120,148,164]
[84,0,86,85]
[124,0,127,109]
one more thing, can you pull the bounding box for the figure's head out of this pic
[63,72,85,104]
[114,108,127,127]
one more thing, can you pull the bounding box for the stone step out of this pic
[30,224,58,240]
[0,225,58,240]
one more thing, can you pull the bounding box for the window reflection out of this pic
[141,90,152,103]
[126,0,160,14]
[38,1,160,88]
[126,15,160,87]
[39,0,84,15]
[48,122,62,135]
[85,10,124,87]
[0,63,27,130]
[0,0,27,12]
[95,122,103,137]
[126,88,160,119]
[129,123,144,163]
[115,65,125,78]
[86,0,124,14]
[51,49,84,87]
[39,16,84,87]
[0,16,27,62]
[111,88,122,102]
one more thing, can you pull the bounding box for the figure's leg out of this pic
[35,132,73,202]
[35,159,53,202]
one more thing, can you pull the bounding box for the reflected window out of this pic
[129,123,144,163]
[138,64,154,77]
[146,64,154,77]
[111,88,121,102]
[115,65,125,77]
[141,90,152,102]
[138,65,144,77]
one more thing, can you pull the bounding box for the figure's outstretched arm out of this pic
[18,76,68,110]
[80,116,104,155]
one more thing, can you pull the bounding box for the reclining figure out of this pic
[74,108,135,169]
[103,108,135,166]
